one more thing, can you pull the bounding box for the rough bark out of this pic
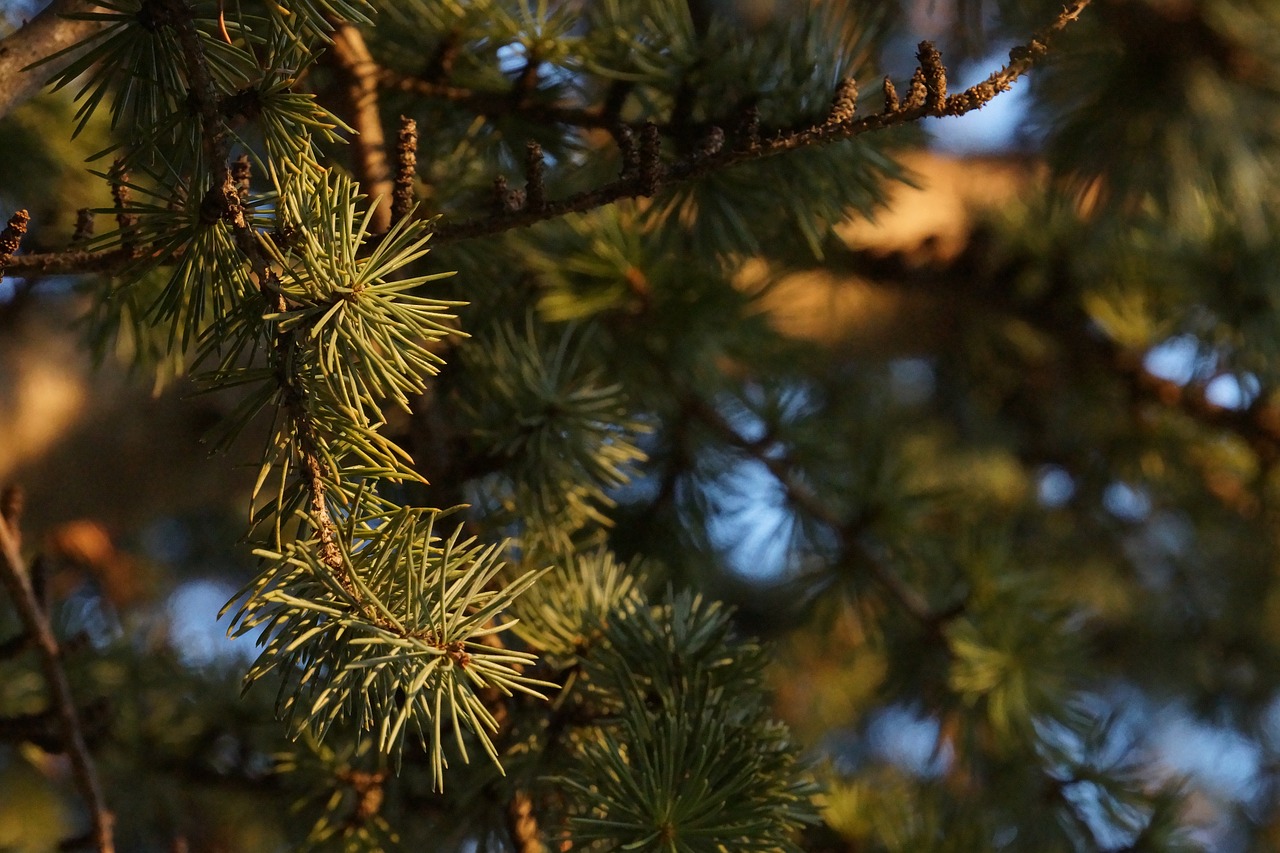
[0,1,109,120]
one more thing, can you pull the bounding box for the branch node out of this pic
[0,209,30,277]
[72,209,95,243]
[231,153,252,202]
[916,41,948,112]
[882,76,900,113]
[524,141,546,211]
[108,161,138,252]
[392,116,418,224]
[493,175,522,213]
[615,123,639,178]
[826,77,858,125]
[906,67,928,110]
[639,122,662,196]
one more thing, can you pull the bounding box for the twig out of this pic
[818,218,1280,502]
[391,116,418,225]
[0,209,31,279]
[679,394,939,626]
[165,2,354,589]
[0,247,132,277]
[1111,347,1280,463]
[1,1,1090,269]
[108,161,137,254]
[429,1,1089,243]
[0,498,114,852]
[328,22,393,234]
[168,1,416,624]
[524,141,547,212]
[378,70,612,130]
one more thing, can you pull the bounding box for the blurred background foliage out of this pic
[5,0,1280,850]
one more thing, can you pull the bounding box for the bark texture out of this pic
[0,1,109,120]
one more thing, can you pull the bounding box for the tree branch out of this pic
[430,0,1089,242]
[378,69,614,130]
[0,1,1090,272]
[0,0,111,120]
[164,1,354,591]
[679,393,943,627]
[328,22,393,234]
[0,496,114,853]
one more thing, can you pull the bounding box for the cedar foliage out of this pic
[2,0,1279,851]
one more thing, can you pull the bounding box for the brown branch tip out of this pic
[0,209,30,272]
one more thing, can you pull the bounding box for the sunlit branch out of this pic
[0,492,115,853]
[1,0,1090,272]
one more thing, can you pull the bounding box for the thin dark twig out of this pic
[378,70,613,129]
[0,504,115,852]
[679,394,937,625]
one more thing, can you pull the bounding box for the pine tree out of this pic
[3,0,1280,850]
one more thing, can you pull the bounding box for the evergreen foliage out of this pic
[5,0,1280,850]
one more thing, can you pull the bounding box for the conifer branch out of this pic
[0,492,115,853]
[0,246,130,276]
[0,0,1090,270]
[430,0,1091,243]
[165,0,353,591]
[0,0,111,120]
[329,22,393,234]
[837,226,1280,490]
